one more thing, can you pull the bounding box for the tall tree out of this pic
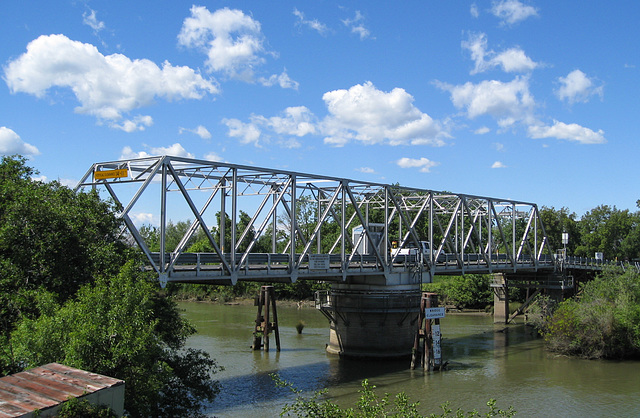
[8,262,220,417]
[0,156,129,335]
[576,205,638,260]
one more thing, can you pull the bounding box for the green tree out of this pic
[575,205,639,260]
[539,206,580,255]
[0,155,129,337]
[8,261,221,417]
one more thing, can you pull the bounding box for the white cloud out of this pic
[293,8,329,35]
[4,34,217,128]
[130,212,156,226]
[463,33,538,74]
[322,81,446,147]
[555,69,603,104]
[120,143,195,159]
[342,11,373,40]
[475,126,491,135]
[180,125,212,139]
[222,82,448,149]
[258,69,299,90]
[396,157,439,173]
[437,76,535,127]
[0,127,40,156]
[492,161,507,168]
[222,118,262,146]
[357,167,375,174]
[178,6,266,81]
[83,9,105,32]
[470,3,480,18]
[491,0,538,26]
[204,151,223,161]
[493,142,505,151]
[112,115,153,133]
[262,106,317,137]
[528,121,606,144]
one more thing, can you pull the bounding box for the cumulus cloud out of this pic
[491,0,538,25]
[342,11,373,40]
[475,126,491,135]
[322,81,446,147]
[436,76,535,128]
[112,115,153,133]
[120,143,195,159]
[492,161,507,168]
[223,106,316,148]
[0,127,40,156]
[221,82,447,148]
[180,125,212,139]
[463,33,538,74]
[528,121,606,144]
[4,34,217,129]
[178,6,267,81]
[258,69,299,90]
[222,118,262,146]
[396,157,439,173]
[293,8,329,35]
[555,69,603,104]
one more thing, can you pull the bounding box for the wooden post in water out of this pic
[252,286,281,352]
[411,292,442,371]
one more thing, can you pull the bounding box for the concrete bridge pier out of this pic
[493,273,510,324]
[316,274,423,358]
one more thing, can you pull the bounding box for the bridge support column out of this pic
[317,279,422,358]
[493,273,509,324]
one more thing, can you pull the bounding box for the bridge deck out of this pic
[150,252,606,285]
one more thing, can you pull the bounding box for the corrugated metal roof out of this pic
[0,363,124,417]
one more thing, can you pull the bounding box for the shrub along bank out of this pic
[537,266,640,359]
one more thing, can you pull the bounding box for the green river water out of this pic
[179,301,640,417]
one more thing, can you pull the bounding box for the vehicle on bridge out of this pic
[391,241,444,263]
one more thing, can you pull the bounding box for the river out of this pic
[179,301,640,417]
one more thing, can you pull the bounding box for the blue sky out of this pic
[1,1,638,222]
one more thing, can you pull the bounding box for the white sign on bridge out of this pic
[309,254,330,270]
[425,307,446,319]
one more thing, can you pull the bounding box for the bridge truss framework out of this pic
[76,156,560,286]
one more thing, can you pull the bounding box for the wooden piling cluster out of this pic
[411,292,445,371]
[251,286,281,352]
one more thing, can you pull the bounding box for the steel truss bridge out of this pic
[76,156,605,287]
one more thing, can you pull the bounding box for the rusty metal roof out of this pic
[0,363,124,417]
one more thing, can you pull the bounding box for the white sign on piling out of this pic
[432,324,442,364]
[425,307,446,319]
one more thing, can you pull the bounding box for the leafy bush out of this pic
[542,267,640,359]
[273,375,515,417]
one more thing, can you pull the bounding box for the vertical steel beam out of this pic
[231,168,237,267]
[160,161,167,273]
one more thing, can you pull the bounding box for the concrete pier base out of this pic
[319,282,422,358]
[493,273,509,324]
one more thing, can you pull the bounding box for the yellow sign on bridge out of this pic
[94,169,128,180]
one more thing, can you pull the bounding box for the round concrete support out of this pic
[324,283,422,358]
